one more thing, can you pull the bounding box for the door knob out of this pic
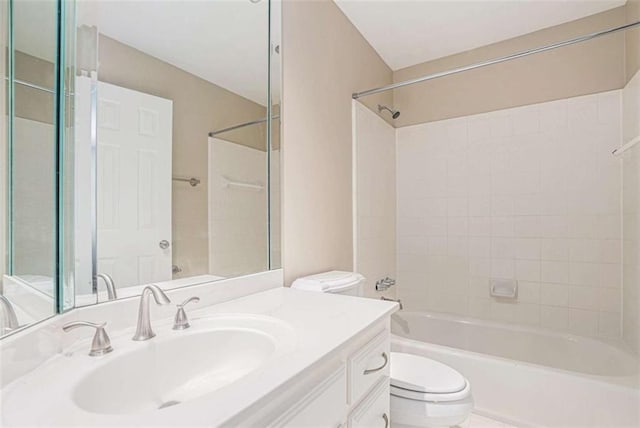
[159,240,170,249]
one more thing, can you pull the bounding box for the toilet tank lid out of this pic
[390,352,467,394]
[291,271,365,292]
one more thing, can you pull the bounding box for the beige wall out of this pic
[281,0,393,285]
[393,7,627,126]
[98,35,268,278]
[14,51,54,124]
[627,0,640,83]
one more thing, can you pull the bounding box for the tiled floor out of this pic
[456,413,518,428]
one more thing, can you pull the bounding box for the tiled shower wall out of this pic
[396,91,623,340]
[354,102,397,299]
[622,70,640,354]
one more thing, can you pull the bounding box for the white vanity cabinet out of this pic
[228,319,391,428]
[0,285,399,427]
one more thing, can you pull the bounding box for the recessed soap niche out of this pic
[490,278,518,300]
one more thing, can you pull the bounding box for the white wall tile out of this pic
[568,285,599,310]
[512,105,540,135]
[540,305,569,330]
[539,99,567,132]
[569,262,600,286]
[598,287,621,312]
[515,238,541,260]
[447,198,468,216]
[489,112,513,138]
[469,196,491,216]
[491,216,515,237]
[396,91,623,340]
[491,237,515,259]
[568,308,599,336]
[569,239,603,263]
[622,72,640,351]
[599,311,622,338]
[517,281,540,303]
[540,283,569,307]
[469,217,491,236]
[541,261,569,284]
[514,216,540,238]
[541,238,569,261]
[516,260,540,282]
[491,258,515,279]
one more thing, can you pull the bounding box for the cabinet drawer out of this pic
[268,364,347,428]
[348,330,390,404]
[348,378,390,428]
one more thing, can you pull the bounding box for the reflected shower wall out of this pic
[11,38,57,291]
[622,69,640,355]
[208,137,268,278]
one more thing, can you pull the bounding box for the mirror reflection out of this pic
[73,0,280,305]
[0,0,59,337]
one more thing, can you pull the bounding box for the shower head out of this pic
[378,104,400,119]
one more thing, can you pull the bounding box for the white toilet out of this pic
[390,352,473,427]
[292,271,474,427]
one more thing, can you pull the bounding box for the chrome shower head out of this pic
[378,104,400,119]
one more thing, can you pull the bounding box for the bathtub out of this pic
[391,311,640,427]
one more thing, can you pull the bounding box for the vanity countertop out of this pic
[1,287,397,426]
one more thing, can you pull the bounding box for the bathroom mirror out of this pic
[0,0,63,336]
[72,0,281,306]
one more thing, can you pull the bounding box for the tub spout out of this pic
[381,296,403,310]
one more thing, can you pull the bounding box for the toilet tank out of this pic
[291,271,365,296]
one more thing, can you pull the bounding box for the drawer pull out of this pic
[383,413,389,428]
[363,352,388,375]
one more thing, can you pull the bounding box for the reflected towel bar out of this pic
[613,135,640,157]
[3,77,55,94]
[209,115,280,137]
[222,176,264,191]
[172,176,200,187]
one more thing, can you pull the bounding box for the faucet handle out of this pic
[173,296,200,330]
[63,321,113,356]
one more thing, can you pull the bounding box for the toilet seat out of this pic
[390,352,471,402]
[391,381,471,402]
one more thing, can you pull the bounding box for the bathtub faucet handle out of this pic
[376,277,396,291]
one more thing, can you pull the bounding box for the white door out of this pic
[96,82,173,289]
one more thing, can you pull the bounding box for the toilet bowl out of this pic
[390,352,473,428]
[291,272,473,427]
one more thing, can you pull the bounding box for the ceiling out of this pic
[77,0,277,106]
[334,0,627,71]
[13,1,58,63]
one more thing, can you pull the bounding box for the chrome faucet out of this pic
[96,273,118,300]
[0,295,19,333]
[380,296,403,310]
[132,284,171,341]
[62,321,113,356]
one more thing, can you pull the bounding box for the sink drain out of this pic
[158,400,181,409]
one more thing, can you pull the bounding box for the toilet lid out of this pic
[291,271,364,292]
[390,352,467,394]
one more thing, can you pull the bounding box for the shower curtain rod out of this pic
[208,115,280,137]
[352,20,640,100]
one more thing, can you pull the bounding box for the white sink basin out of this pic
[69,314,296,415]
